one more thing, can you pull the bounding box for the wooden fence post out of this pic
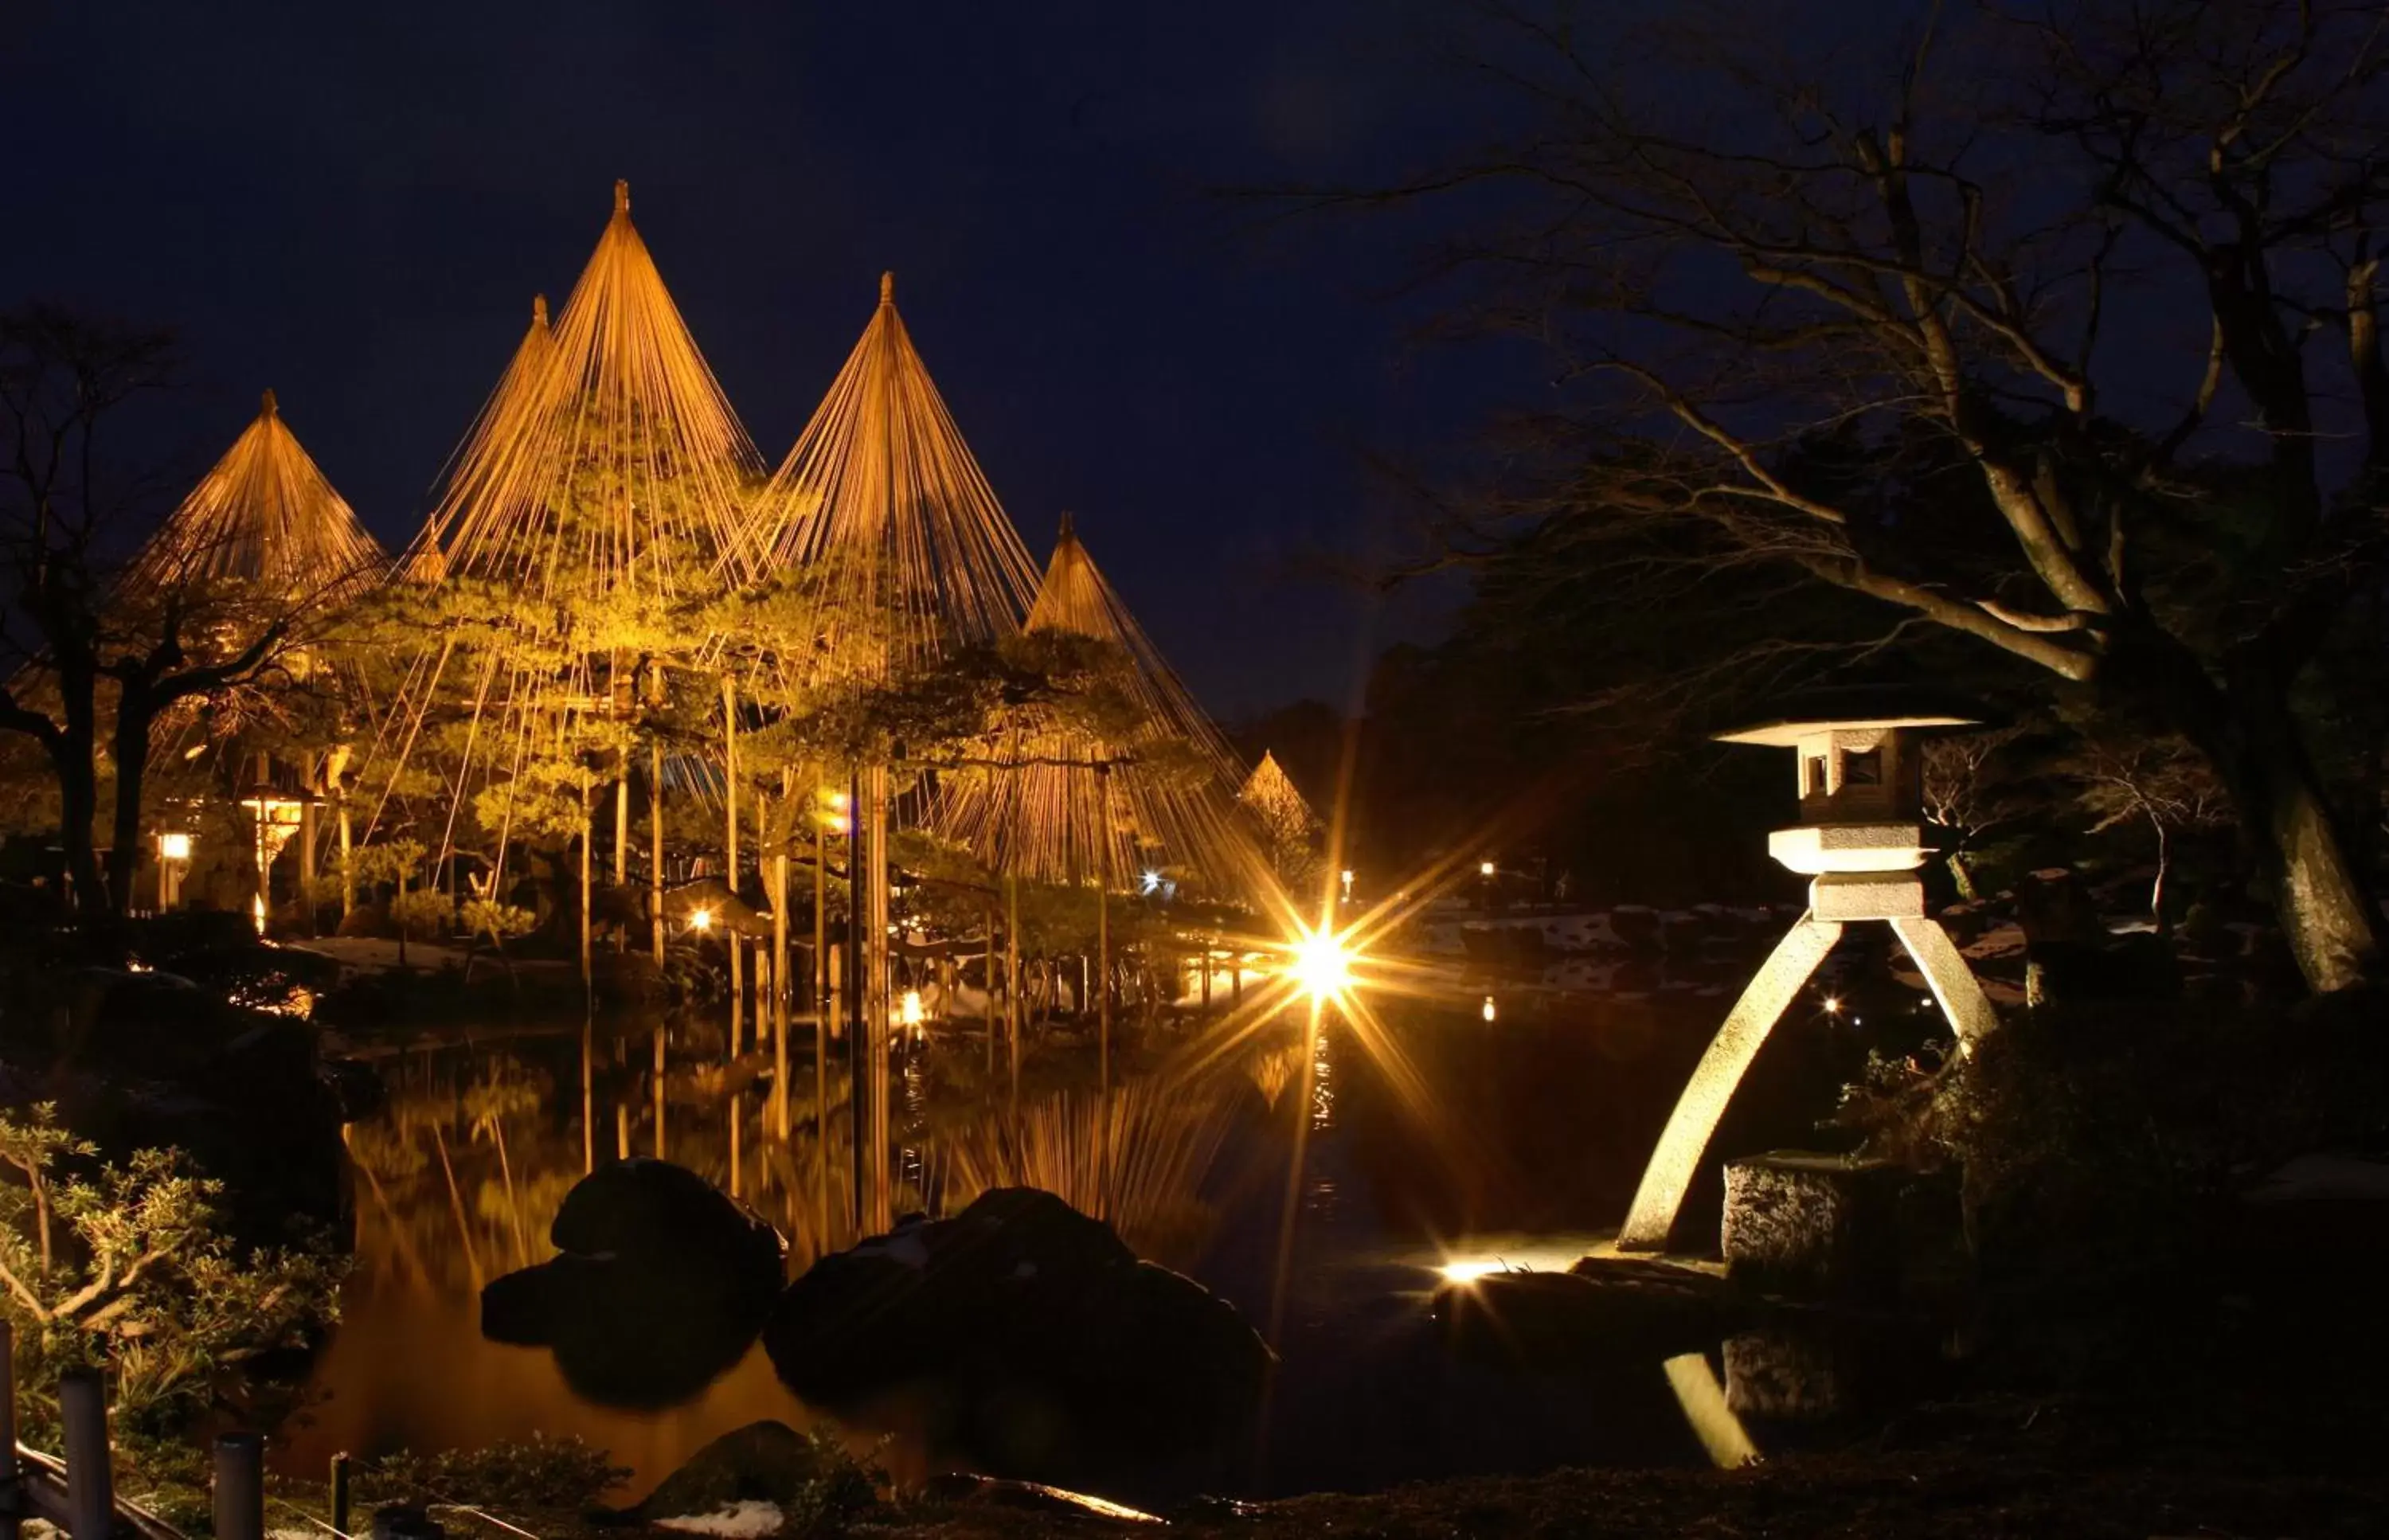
[0,1320,19,1538]
[60,1367,110,1540]
[212,1434,264,1540]
[330,1452,353,1539]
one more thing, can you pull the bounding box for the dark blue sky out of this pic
[1,1,1512,717]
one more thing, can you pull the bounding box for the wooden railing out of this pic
[0,1323,265,1540]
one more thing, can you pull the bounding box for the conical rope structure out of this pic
[933,514,1252,891]
[743,273,1042,687]
[123,389,385,601]
[112,391,385,769]
[1238,750,1319,846]
[358,182,764,883]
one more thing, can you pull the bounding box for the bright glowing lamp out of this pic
[250,893,266,936]
[158,831,193,862]
[690,907,714,933]
[1439,1259,1505,1284]
[1291,927,1352,1001]
[901,990,925,1026]
[1479,860,1496,877]
[1481,995,1498,1023]
[1820,995,1842,1016]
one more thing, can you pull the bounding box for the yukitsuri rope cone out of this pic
[123,389,385,600]
[743,271,1042,684]
[933,514,1250,892]
[119,390,386,765]
[359,182,764,898]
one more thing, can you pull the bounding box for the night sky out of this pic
[0,2,1515,719]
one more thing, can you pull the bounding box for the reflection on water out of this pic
[286,986,1911,1503]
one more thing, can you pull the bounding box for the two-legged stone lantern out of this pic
[1617,691,2000,1253]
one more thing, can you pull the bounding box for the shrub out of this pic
[359,1433,631,1511]
[0,1104,344,1439]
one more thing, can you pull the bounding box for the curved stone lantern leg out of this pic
[1617,914,1844,1252]
[1887,916,1998,1050]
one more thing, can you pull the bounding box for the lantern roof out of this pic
[1714,686,1985,748]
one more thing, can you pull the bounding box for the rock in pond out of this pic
[621,1420,871,1528]
[482,1159,784,1407]
[763,1188,1271,1479]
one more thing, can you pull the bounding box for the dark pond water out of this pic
[280,954,1949,1506]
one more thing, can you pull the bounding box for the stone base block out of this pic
[1724,1327,1844,1420]
[1722,1151,1899,1299]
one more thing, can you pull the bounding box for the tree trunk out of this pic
[2178,668,2381,992]
[45,667,109,914]
[106,686,156,917]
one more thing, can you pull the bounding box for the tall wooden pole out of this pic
[866,761,893,1234]
[615,778,629,885]
[1007,873,1021,1107]
[652,1024,667,1159]
[338,797,354,918]
[726,685,744,1055]
[773,768,792,1053]
[985,905,998,1078]
[580,1017,594,1175]
[773,850,791,1135]
[846,769,866,1231]
[811,799,829,1243]
[1096,760,1113,1099]
[650,663,667,967]
[578,793,593,986]
[299,781,318,935]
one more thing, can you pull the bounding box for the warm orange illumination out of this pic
[251,893,267,936]
[689,907,714,933]
[158,832,193,862]
[901,989,925,1027]
[1479,860,1496,877]
[1481,995,1498,1022]
[1820,995,1843,1015]
[1439,1259,1507,1284]
[1291,927,1353,1001]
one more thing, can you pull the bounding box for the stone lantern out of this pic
[1617,689,2000,1253]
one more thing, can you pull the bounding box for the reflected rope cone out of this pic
[933,515,1251,890]
[928,1079,1238,1266]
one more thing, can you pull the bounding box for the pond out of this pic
[280,957,1945,1507]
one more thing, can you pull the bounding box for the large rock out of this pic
[482,1159,784,1407]
[763,1188,1269,1479]
[626,1421,865,1524]
[1722,1151,1899,1300]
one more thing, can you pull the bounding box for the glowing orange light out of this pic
[1439,1259,1507,1284]
[690,907,714,933]
[158,832,193,862]
[1291,927,1353,1001]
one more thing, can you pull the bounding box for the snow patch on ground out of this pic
[654,1500,786,1537]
